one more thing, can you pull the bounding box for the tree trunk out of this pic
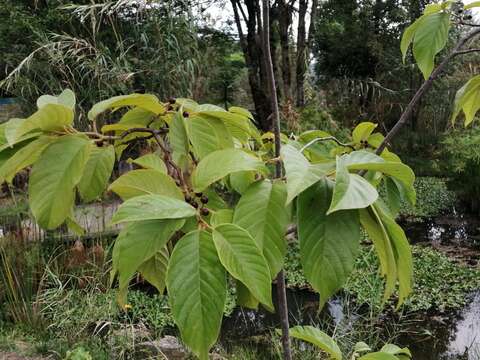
[278,0,292,100]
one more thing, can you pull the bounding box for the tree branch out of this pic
[375,27,480,155]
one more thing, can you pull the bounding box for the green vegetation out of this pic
[394,177,456,219]
[286,242,480,313]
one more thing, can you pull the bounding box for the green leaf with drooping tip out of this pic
[451,75,480,126]
[167,230,226,360]
[412,12,450,79]
[77,145,115,202]
[108,169,183,200]
[212,223,273,311]
[110,194,196,224]
[186,114,233,159]
[192,149,267,192]
[298,179,361,309]
[233,180,289,278]
[289,326,342,360]
[29,135,91,229]
[88,93,165,120]
[359,353,398,360]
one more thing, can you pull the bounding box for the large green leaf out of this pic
[77,145,115,202]
[343,152,415,205]
[88,93,165,120]
[111,219,184,302]
[328,157,378,214]
[5,104,73,146]
[359,207,397,302]
[187,114,233,159]
[29,135,91,229]
[127,153,167,173]
[290,326,342,360]
[200,111,260,143]
[37,89,76,110]
[298,179,361,309]
[109,169,183,200]
[167,230,226,360]
[212,224,273,311]
[451,75,480,126]
[374,203,413,306]
[111,194,196,224]
[192,149,267,192]
[281,144,332,203]
[412,12,450,79]
[0,136,53,183]
[138,248,169,294]
[233,180,289,277]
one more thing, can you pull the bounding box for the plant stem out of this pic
[261,0,292,359]
[375,27,480,155]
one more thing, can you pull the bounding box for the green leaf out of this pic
[65,215,85,236]
[354,342,372,353]
[352,122,377,143]
[328,157,378,214]
[412,13,450,79]
[212,223,273,311]
[298,179,361,309]
[359,353,398,360]
[236,280,259,309]
[380,344,411,358]
[451,75,480,126]
[110,194,196,224]
[0,136,53,183]
[5,104,73,146]
[167,230,226,360]
[229,171,256,194]
[119,107,157,126]
[187,114,233,159]
[112,219,184,302]
[29,135,91,229]
[88,93,165,120]
[233,180,289,277]
[210,209,233,227]
[229,106,253,119]
[343,152,415,205]
[401,18,423,63]
[289,326,342,360]
[127,153,167,173]
[169,111,190,164]
[37,89,76,110]
[138,248,169,294]
[200,111,260,143]
[77,145,115,202]
[109,169,183,200]
[374,203,413,306]
[281,144,331,204]
[192,149,267,192]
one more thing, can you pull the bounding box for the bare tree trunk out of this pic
[261,0,292,359]
[296,0,318,107]
[231,0,273,130]
[278,0,293,100]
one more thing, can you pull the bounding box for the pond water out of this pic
[222,288,480,359]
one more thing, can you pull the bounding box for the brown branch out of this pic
[454,48,480,56]
[261,0,292,358]
[375,27,480,155]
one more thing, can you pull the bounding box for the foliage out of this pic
[384,177,456,219]
[441,127,480,212]
[0,89,416,358]
[286,242,479,313]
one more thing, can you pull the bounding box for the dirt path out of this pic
[0,352,48,360]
